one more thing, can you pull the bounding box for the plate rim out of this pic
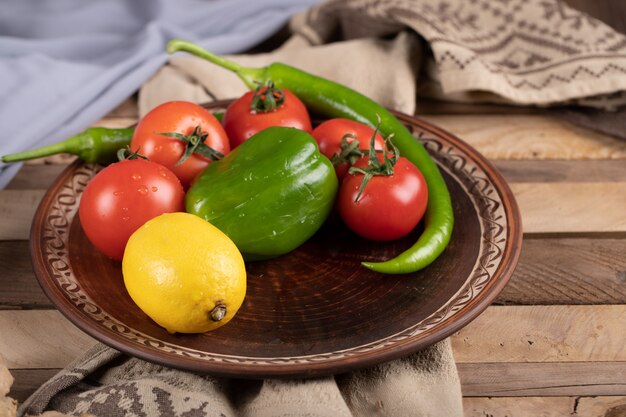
[30,104,523,378]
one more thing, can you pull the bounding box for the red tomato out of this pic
[131,101,229,188]
[222,87,312,148]
[312,118,386,180]
[79,159,185,260]
[338,156,428,241]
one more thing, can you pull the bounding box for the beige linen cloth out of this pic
[11,0,626,416]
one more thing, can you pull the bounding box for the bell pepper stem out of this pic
[2,135,83,163]
[166,39,264,90]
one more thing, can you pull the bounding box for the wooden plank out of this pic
[1,236,625,309]
[496,237,626,305]
[90,116,135,130]
[458,362,626,396]
[492,160,626,183]
[415,98,540,115]
[2,182,625,240]
[464,396,626,417]
[1,306,625,369]
[5,165,68,190]
[8,160,626,191]
[0,311,96,369]
[512,182,626,233]
[11,116,626,169]
[0,190,45,240]
[8,369,58,403]
[421,115,626,160]
[7,365,626,404]
[453,305,626,363]
[0,241,50,310]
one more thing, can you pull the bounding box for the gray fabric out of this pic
[0,0,319,188]
[18,342,462,417]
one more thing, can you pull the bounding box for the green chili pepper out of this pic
[1,127,134,164]
[168,39,454,274]
[186,126,338,261]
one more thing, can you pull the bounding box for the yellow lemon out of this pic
[122,212,246,334]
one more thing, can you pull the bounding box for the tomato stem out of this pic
[250,80,285,112]
[157,125,224,166]
[116,146,148,161]
[348,117,399,202]
[330,133,364,167]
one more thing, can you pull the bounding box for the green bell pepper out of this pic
[186,126,338,261]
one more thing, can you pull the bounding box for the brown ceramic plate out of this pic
[31,101,522,378]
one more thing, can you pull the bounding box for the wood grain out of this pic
[88,116,135,130]
[5,165,67,190]
[0,190,45,240]
[464,396,626,417]
[7,363,626,403]
[415,98,541,115]
[2,306,626,369]
[0,242,50,310]
[492,160,626,183]
[7,103,625,170]
[422,115,626,160]
[9,159,626,190]
[497,237,626,305]
[453,305,626,363]
[2,237,625,309]
[512,182,626,233]
[458,362,626,396]
[8,369,58,403]
[1,183,624,240]
[0,311,96,369]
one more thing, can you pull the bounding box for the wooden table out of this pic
[1,96,625,416]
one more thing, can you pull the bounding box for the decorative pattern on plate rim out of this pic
[40,129,507,365]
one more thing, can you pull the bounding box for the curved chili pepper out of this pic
[167,39,454,274]
[1,127,134,164]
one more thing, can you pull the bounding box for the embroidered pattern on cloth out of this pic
[294,0,626,107]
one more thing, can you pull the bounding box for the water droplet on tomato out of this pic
[159,169,168,177]
[155,145,163,152]
[132,174,142,181]
[122,216,130,221]
[122,207,129,213]
[151,186,158,192]
[113,191,123,196]
[137,186,149,195]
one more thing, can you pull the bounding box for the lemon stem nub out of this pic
[210,304,227,322]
